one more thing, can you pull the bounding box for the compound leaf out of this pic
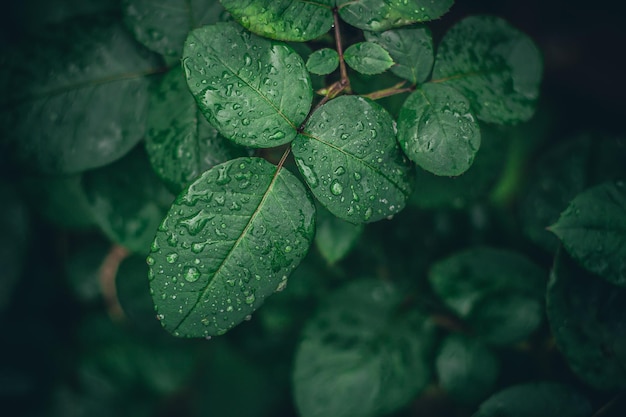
[397,83,480,176]
[145,66,247,193]
[221,0,334,41]
[293,279,436,417]
[315,205,364,265]
[550,181,626,287]
[432,15,542,124]
[148,157,316,337]
[429,247,546,346]
[337,0,453,31]
[183,22,313,148]
[306,48,339,75]
[365,27,434,84]
[293,96,413,223]
[344,42,394,75]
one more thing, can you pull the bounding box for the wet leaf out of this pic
[473,382,591,417]
[365,27,433,84]
[344,42,394,75]
[293,279,436,417]
[221,0,334,41]
[337,0,453,31]
[293,96,413,223]
[547,250,626,390]
[148,157,316,337]
[306,48,339,75]
[436,334,499,405]
[183,22,313,148]
[145,66,246,193]
[429,247,546,345]
[315,205,364,265]
[397,83,480,176]
[123,0,224,63]
[2,14,162,174]
[432,15,542,124]
[550,181,626,287]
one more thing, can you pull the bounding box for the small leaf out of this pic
[293,95,413,223]
[550,181,626,287]
[547,250,626,390]
[344,42,394,75]
[429,247,546,345]
[221,0,334,41]
[365,27,434,84]
[145,66,246,192]
[315,205,364,264]
[432,15,542,124]
[397,83,480,176]
[306,48,339,75]
[148,157,316,337]
[183,22,313,148]
[293,279,436,417]
[436,334,499,405]
[123,0,225,62]
[473,382,592,417]
[337,0,453,31]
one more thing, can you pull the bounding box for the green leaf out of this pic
[65,239,110,303]
[83,146,174,254]
[432,15,542,124]
[123,0,225,62]
[344,42,394,75]
[397,83,480,176]
[2,14,162,174]
[293,279,436,417]
[183,22,313,148]
[315,205,364,265]
[550,181,626,287]
[220,0,334,41]
[473,382,591,417]
[365,27,434,84]
[436,334,499,405]
[306,48,339,75]
[429,247,546,345]
[547,250,626,390]
[337,0,453,31]
[145,66,247,193]
[148,157,316,337]
[293,95,413,223]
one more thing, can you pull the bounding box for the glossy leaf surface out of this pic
[344,42,394,75]
[397,83,480,176]
[314,206,364,265]
[337,0,453,31]
[306,48,339,75]
[293,279,435,417]
[432,15,542,124]
[547,250,626,390]
[221,0,334,41]
[550,181,626,287]
[148,157,316,337]
[3,14,161,174]
[145,66,246,192]
[123,0,224,62]
[473,382,591,417]
[183,22,313,147]
[429,247,546,345]
[293,96,413,223]
[365,27,433,84]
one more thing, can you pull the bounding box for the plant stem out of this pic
[333,8,350,93]
[362,81,415,100]
[99,244,129,321]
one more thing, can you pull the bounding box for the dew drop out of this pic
[184,266,201,283]
[330,180,343,195]
[166,253,179,264]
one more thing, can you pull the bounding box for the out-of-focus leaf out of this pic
[314,205,364,265]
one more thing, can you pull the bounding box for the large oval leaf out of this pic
[432,15,542,124]
[182,22,313,148]
[293,95,413,223]
[397,82,480,176]
[293,279,436,417]
[2,14,162,174]
[337,0,453,31]
[148,157,316,337]
[221,0,334,41]
[145,66,246,192]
